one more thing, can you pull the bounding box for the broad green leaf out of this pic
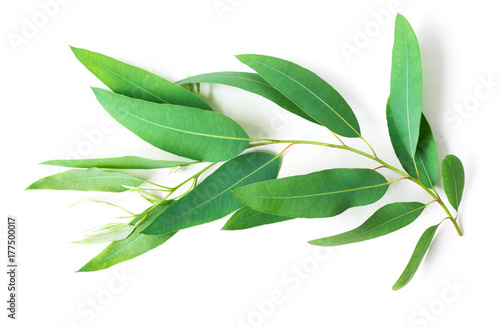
[73,224,136,244]
[78,203,176,272]
[390,14,422,157]
[222,206,294,230]
[41,156,194,169]
[387,100,438,188]
[142,152,280,235]
[233,168,390,218]
[70,47,211,110]
[177,72,317,124]
[236,54,361,137]
[26,168,142,192]
[309,202,426,246]
[441,155,465,211]
[393,224,439,290]
[92,88,250,162]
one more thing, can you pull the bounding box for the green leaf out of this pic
[92,88,250,162]
[142,152,281,235]
[78,203,176,272]
[41,156,194,169]
[73,224,136,244]
[177,72,317,124]
[441,155,465,211]
[390,14,422,157]
[308,202,426,246]
[222,206,294,230]
[233,168,390,218]
[387,100,438,188]
[393,224,439,291]
[70,47,211,110]
[236,54,361,137]
[26,168,142,192]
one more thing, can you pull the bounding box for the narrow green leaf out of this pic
[233,169,389,218]
[142,152,280,235]
[41,156,194,169]
[393,224,439,291]
[309,202,426,246]
[177,72,317,124]
[387,100,438,188]
[390,14,422,157]
[26,168,142,192]
[92,88,250,162]
[236,54,361,137]
[78,203,176,272]
[441,155,465,211]
[222,206,294,230]
[73,224,136,244]
[70,46,211,110]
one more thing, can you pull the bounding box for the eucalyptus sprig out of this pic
[28,14,465,290]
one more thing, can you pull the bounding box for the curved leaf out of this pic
[26,168,142,192]
[387,100,438,188]
[78,203,176,272]
[390,14,422,157]
[71,47,211,110]
[309,202,426,246]
[92,88,250,162]
[441,155,465,211]
[41,156,194,169]
[393,224,439,290]
[233,169,390,218]
[236,54,361,137]
[142,152,281,235]
[177,72,317,124]
[222,206,294,230]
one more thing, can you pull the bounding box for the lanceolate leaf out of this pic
[393,224,439,290]
[441,155,465,211]
[309,202,426,246]
[222,206,294,230]
[390,14,423,157]
[177,72,317,124]
[92,88,250,162]
[78,203,176,272]
[41,156,194,169]
[233,168,390,218]
[70,47,211,110]
[26,168,142,192]
[236,54,361,138]
[387,100,438,188]
[142,152,281,235]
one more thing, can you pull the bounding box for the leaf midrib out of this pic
[77,50,169,103]
[109,102,250,141]
[245,57,360,137]
[243,180,390,200]
[150,156,279,231]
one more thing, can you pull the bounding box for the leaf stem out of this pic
[249,137,463,236]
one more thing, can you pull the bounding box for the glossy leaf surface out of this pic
[26,168,142,192]
[390,14,423,156]
[236,54,361,137]
[93,88,250,162]
[142,152,281,235]
[393,224,439,290]
[177,72,317,124]
[71,47,211,110]
[309,202,426,246]
[441,155,465,211]
[233,168,390,218]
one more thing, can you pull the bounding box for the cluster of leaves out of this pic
[28,14,465,290]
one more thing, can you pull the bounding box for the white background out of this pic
[1,0,499,326]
